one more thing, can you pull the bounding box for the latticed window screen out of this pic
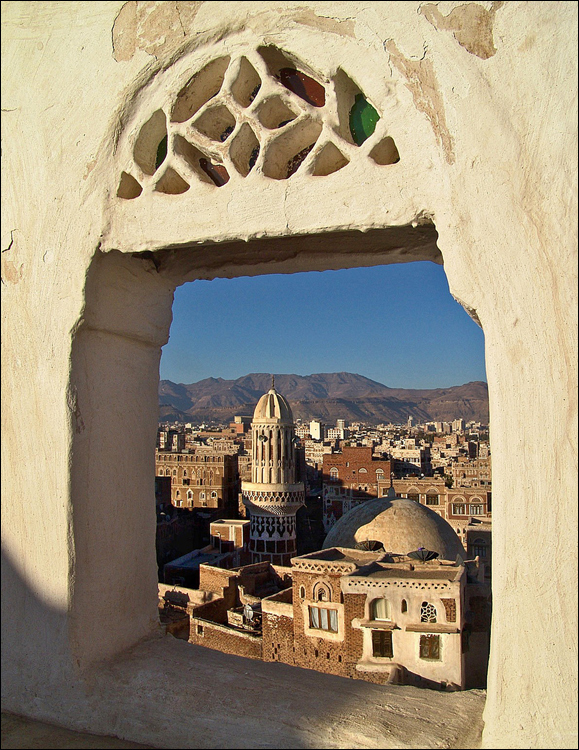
[308,606,338,632]
[372,629,393,658]
[419,634,440,660]
[371,598,390,621]
[420,601,437,622]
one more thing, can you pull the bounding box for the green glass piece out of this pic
[155,134,168,171]
[349,94,380,146]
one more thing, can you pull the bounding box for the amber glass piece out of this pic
[199,158,229,187]
[278,68,325,107]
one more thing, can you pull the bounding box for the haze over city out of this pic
[160,261,487,389]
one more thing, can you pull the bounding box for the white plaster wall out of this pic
[1,2,577,749]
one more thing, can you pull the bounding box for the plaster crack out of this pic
[2,229,16,253]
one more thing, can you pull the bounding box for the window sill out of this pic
[359,620,398,630]
[406,623,460,633]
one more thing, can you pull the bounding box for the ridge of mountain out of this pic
[159,372,489,425]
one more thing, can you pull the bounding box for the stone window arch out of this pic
[329,468,339,481]
[313,582,332,602]
[64,22,501,736]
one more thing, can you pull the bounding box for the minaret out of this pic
[241,377,305,565]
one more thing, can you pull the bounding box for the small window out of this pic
[401,599,408,613]
[330,468,339,481]
[420,634,440,660]
[420,602,437,623]
[469,504,483,515]
[372,629,393,658]
[359,467,368,474]
[426,493,439,505]
[407,493,419,502]
[313,582,331,602]
[452,503,466,515]
[371,598,390,621]
[299,586,305,599]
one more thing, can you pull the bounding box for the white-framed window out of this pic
[329,468,339,481]
[452,503,467,515]
[469,503,483,515]
[371,598,391,621]
[308,606,338,633]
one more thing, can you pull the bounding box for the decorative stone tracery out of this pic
[117,46,400,199]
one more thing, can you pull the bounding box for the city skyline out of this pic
[160,261,487,390]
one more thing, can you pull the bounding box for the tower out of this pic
[241,378,305,565]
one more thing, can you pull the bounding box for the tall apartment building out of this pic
[155,448,239,512]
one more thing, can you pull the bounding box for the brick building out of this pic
[180,491,490,690]
[322,447,392,530]
[155,448,239,512]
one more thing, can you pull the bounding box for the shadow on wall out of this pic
[0,546,486,749]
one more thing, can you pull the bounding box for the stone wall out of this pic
[189,617,263,660]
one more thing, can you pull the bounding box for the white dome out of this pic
[323,491,465,560]
[253,387,294,423]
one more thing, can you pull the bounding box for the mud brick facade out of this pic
[183,547,490,690]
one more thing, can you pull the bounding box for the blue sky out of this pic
[160,261,486,389]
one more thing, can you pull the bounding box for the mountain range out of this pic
[159,372,489,426]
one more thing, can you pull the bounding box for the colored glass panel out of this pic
[199,158,230,187]
[155,134,168,170]
[279,68,325,107]
[349,94,379,145]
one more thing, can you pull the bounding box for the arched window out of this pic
[211,491,217,498]
[313,582,331,602]
[401,599,408,613]
[330,468,338,481]
[299,586,305,599]
[420,601,437,623]
[371,598,390,621]
[187,490,193,500]
[359,467,368,474]
[183,469,187,477]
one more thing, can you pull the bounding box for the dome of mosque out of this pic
[253,383,294,423]
[323,488,465,560]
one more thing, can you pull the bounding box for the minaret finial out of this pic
[271,374,275,390]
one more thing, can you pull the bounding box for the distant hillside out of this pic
[158,372,489,425]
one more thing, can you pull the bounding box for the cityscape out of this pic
[154,374,492,692]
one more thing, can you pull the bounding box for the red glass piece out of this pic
[278,68,325,107]
[199,158,229,187]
